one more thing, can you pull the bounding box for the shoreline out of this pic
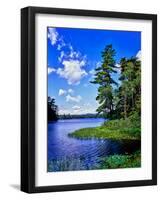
[68,126,141,141]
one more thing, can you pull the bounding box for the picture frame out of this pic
[21,6,157,193]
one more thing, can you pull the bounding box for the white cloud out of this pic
[73,104,96,114]
[48,29,88,85]
[58,108,70,115]
[57,59,87,85]
[136,50,141,60]
[57,37,66,50]
[58,89,67,96]
[72,105,81,110]
[58,43,81,61]
[48,67,56,74]
[89,69,95,76]
[68,89,74,94]
[66,94,82,103]
[96,61,101,68]
[48,28,58,46]
[115,63,120,68]
[68,45,80,59]
[58,101,98,115]
[115,63,121,73]
[58,51,65,62]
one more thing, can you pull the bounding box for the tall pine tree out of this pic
[91,44,117,118]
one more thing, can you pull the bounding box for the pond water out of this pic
[48,118,140,172]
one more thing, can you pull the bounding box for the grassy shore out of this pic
[69,126,140,140]
[69,117,141,141]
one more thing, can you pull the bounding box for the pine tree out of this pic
[91,44,117,118]
[48,97,58,121]
[117,57,141,119]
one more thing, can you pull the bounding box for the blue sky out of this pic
[47,27,141,115]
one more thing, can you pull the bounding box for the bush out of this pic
[101,150,141,169]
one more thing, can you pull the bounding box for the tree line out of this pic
[91,44,141,120]
[48,97,58,121]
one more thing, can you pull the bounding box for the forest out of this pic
[91,44,141,121]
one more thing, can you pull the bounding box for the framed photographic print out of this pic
[21,6,157,193]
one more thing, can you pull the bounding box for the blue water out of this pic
[48,118,140,172]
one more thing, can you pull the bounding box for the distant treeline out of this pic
[48,97,105,121]
[58,113,104,119]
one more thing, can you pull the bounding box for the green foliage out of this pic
[104,114,140,130]
[91,45,117,118]
[101,151,141,169]
[91,44,141,120]
[48,96,58,121]
[117,57,141,119]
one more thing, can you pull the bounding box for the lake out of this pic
[48,118,140,172]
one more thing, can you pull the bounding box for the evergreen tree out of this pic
[91,44,117,118]
[48,97,58,121]
[117,57,141,119]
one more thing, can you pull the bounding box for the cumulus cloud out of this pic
[57,59,87,85]
[66,94,82,103]
[48,27,88,85]
[136,50,141,60]
[48,28,59,46]
[48,67,56,74]
[59,89,67,96]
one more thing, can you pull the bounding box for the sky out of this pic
[47,27,141,115]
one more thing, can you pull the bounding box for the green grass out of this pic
[100,151,141,169]
[69,126,140,140]
[69,116,141,140]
